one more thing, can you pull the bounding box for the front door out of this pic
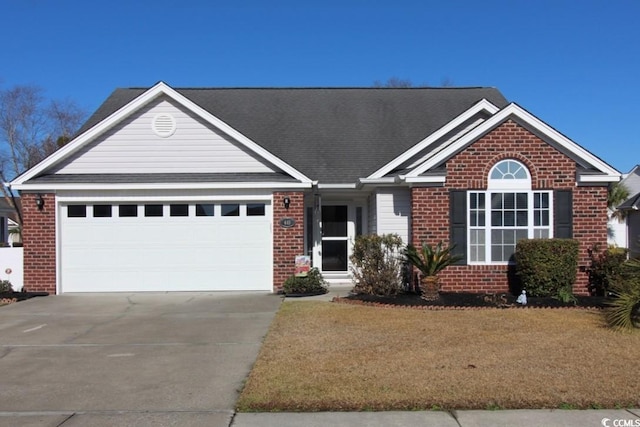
[321,205,348,271]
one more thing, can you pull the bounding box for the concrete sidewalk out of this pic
[1,408,637,426]
[232,409,640,427]
[231,409,640,427]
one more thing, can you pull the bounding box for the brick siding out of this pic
[272,191,305,292]
[411,120,608,295]
[21,193,56,294]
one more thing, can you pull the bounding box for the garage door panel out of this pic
[60,202,272,292]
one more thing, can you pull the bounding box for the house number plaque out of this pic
[279,217,296,228]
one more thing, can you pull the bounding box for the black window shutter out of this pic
[554,190,573,239]
[450,190,467,265]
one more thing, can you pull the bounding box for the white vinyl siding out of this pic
[52,96,277,174]
[374,187,410,244]
[368,193,377,235]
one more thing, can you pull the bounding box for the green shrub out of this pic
[606,258,640,331]
[350,234,405,296]
[587,245,628,296]
[283,268,328,295]
[515,239,579,298]
[0,280,13,293]
[555,286,578,305]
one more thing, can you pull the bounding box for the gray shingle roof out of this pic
[621,165,640,193]
[78,87,509,183]
[618,192,640,210]
[616,166,640,210]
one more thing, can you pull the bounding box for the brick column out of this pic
[22,193,56,294]
[272,191,305,292]
[410,187,449,245]
[573,185,608,295]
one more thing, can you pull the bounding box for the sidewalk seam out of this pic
[228,411,237,426]
[56,413,76,426]
[625,409,640,418]
[449,410,463,427]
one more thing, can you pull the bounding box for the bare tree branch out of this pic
[0,83,87,226]
[48,98,85,140]
[373,77,415,88]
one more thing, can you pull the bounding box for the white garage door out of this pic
[60,201,272,292]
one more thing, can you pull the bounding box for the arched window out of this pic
[488,160,531,190]
[468,160,552,263]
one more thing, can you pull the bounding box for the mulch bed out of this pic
[335,291,609,310]
[0,291,49,305]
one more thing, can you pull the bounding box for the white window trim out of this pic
[468,159,553,265]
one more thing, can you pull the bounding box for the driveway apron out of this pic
[0,292,281,426]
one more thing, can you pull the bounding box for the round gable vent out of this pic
[152,113,176,137]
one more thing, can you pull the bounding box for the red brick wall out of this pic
[573,185,608,292]
[272,191,305,292]
[411,120,608,295]
[21,193,57,294]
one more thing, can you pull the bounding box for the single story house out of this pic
[616,165,640,258]
[0,198,21,247]
[10,82,620,295]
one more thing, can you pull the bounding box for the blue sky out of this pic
[2,0,638,173]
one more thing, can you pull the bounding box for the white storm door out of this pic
[321,205,349,272]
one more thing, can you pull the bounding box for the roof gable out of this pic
[404,103,620,183]
[49,96,278,175]
[12,82,312,188]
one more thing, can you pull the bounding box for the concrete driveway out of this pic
[0,292,282,427]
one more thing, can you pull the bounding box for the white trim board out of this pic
[13,181,312,191]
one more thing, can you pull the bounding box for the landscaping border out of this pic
[332,296,605,311]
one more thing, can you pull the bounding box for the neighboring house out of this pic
[10,82,620,295]
[8,218,21,247]
[0,199,12,247]
[0,198,23,290]
[608,209,627,248]
[0,198,20,247]
[616,165,640,258]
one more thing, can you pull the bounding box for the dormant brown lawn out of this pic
[237,301,640,411]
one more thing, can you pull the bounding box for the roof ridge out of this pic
[122,86,499,91]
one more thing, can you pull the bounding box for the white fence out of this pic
[0,247,23,291]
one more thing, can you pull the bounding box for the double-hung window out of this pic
[468,160,552,264]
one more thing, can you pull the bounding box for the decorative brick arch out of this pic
[481,152,540,188]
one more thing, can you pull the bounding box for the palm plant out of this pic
[403,241,462,301]
[608,182,630,222]
[606,258,640,331]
